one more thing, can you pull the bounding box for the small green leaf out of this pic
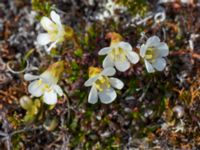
[74,48,83,57]
[70,118,78,131]
[34,99,41,108]
[20,96,33,110]
[43,117,59,131]
[23,114,35,123]
[28,106,39,115]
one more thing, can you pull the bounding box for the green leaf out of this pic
[74,48,83,57]
[19,96,33,110]
[28,106,39,115]
[43,117,59,131]
[23,114,35,123]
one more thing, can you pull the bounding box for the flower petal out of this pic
[98,47,112,55]
[24,74,39,81]
[50,11,62,25]
[103,55,114,68]
[146,36,160,47]
[84,76,99,87]
[152,58,166,71]
[37,33,51,45]
[99,88,117,104]
[119,41,132,51]
[28,80,45,97]
[114,60,130,72]
[126,51,140,64]
[144,60,155,73]
[43,89,57,105]
[101,67,116,76]
[109,77,124,90]
[140,44,147,58]
[88,86,98,104]
[157,42,169,57]
[40,17,54,31]
[40,70,57,85]
[52,85,63,96]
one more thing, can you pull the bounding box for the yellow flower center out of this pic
[47,24,64,42]
[144,47,158,63]
[110,47,127,62]
[37,79,52,92]
[94,76,110,92]
[89,67,102,78]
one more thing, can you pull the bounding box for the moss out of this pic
[31,0,52,19]
[116,0,149,17]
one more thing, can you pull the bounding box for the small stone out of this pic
[173,105,184,118]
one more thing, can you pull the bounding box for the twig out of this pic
[0,131,8,137]
[170,50,200,59]
[64,93,71,124]
[1,126,43,143]
[10,126,42,137]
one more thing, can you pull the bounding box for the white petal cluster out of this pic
[140,36,169,73]
[99,41,139,72]
[24,71,63,105]
[84,67,124,104]
[37,11,65,53]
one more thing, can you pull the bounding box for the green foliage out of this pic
[74,48,83,57]
[117,0,148,16]
[8,112,23,129]
[70,117,78,131]
[12,134,25,150]
[68,61,79,82]
[43,117,58,131]
[31,0,52,17]
[127,78,137,95]
[20,96,41,122]
[82,24,98,52]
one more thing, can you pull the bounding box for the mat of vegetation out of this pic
[0,0,200,149]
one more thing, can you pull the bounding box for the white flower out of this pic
[98,32,139,72]
[84,67,124,104]
[24,61,64,105]
[140,36,169,73]
[37,11,65,53]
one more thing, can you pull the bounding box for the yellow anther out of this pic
[145,47,158,62]
[47,24,59,41]
[89,67,102,78]
[95,76,110,92]
[145,54,153,59]
[110,47,126,62]
[41,83,51,92]
[37,80,43,86]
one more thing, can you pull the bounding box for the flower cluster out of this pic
[84,32,169,104]
[25,11,169,105]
